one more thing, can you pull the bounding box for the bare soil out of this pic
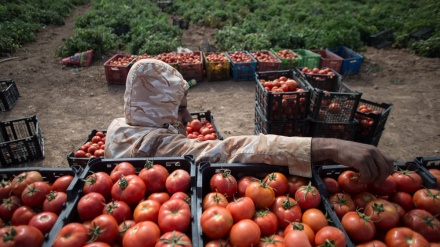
[0,4,439,168]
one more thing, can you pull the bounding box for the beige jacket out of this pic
[104,59,313,177]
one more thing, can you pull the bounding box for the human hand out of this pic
[311,138,394,184]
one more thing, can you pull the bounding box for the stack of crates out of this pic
[254,69,310,137]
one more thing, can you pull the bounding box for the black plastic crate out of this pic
[415,156,440,188]
[203,52,230,81]
[297,67,342,92]
[190,110,224,140]
[254,105,309,137]
[355,99,393,138]
[368,29,394,49]
[255,69,311,121]
[0,115,44,167]
[66,129,106,168]
[354,128,383,146]
[308,119,358,141]
[410,27,434,40]
[44,156,197,247]
[0,79,20,111]
[226,51,257,81]
[196,162,355,247]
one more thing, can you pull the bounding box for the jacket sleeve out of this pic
[139,130,312,178]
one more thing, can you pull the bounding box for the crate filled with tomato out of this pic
[196,162,353,247]
[0,167,78,247]
[310,49,344,74]
[203,52,230,81]
[44,156,197,247]
[293,49,321,69]
[177,51,204,82]
[298,67,342,92]
[153,52,179,70]
[415,156,440,188]
[187,111,224,141]
[249,50,282,72]
[313,161,439,246]
[254,106,310,137]
[135,53,154,61]
[66,130,106,168]
[104,54,137,84]
[226,51,257,81]
[255,69,310,123]
[270,48,302,70]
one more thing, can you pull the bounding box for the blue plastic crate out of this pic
[326,46,363,75]
[227,51,258,81]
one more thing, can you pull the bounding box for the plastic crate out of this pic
[249,50,282,72]
[297,67,342,92]
[255,70,310,121]
[354,128,383,146]
[0,79,20,111]
[293,49,321,69]
[415,156,440,188]
[104,54,137,84]
[177,51,204,82]
[0,115,44,167]
[326,46,363,75]
[254,106,309,136]
[310,49,343,73]
[270,48,302,70]
[190,110,224,140]
[368,29,394,49]
[44,156,197,247]
[203,52,230,81]
[409,27,434,40]
[196,162,355,247]
[308,119,358,141]
[226,51,257,81]
[355,99,393,138]
[66,129,106,168]
[154,52,179,70]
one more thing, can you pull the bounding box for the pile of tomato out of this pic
[200,169,348,247]
[186,119,218,141]
[321,166,440,246]
[73,131,106,158]
[0,170,74,247]
[274,49,300,61]
[108,55,137,67]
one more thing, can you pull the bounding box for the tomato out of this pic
[229,219,261,247]
[166,169,191,194]
[83,171,113,200]
[0,225,44,247]
[51,175,74,193]
[205,239,232,247]
[356,240,387,247]
[337,170,366,195]
[284,229,311,247]
[28,211,58,234]
[138,161,169,194]
[203,191,228,210]
[384,227,430,247]
[314,226,346,247]
[301,208,328,233]
[209,169,238,200]
[364,198,400,231]
[264,172,288,197]
[111,174,146,205]
[77,192,106,221]
[322,177,340,195]
[116,220,136,245]
[156,231,192,247]
[0,179,12,200]
[10,171,43,196]
[295,182,321,210]
[253,209,278,237]
[388,191,415,212]
[43,190,67,215]
[286,175,308,197]
[391,202,406,224]
[110,162,136,183]
[392,169,423,194]
[103,200,132,224]
[284,221,315,246]
[133,199,161,223]
[352,191,376,211]
[200,206,234,239]
[83,242,110,247]
[366,175,397,196]
[158,198,191,233]
[403,208,440,242]
[123,221,161,247]
[170,191,190,204]
[0,195,22,220]
[245,180,275,209]
[21,181,51,207]
[341,211,376,243]
[329,193,356,219]
[270,195,302,229]
[11,205,37,225]
[258,234,285,247]
[89,214,119,244]
[237,176,257,197]
[226,196,255,223]
[148,192,171,205]
[412,187,440,216]
[189,119,203,132]
[95,131,105,138]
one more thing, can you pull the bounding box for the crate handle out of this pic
[111,67,121,71]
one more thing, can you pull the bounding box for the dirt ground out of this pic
[0,4,439,168]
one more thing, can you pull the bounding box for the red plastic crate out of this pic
[177,51,204,82]
[250,50,282,72]
[104,54,137,84]
[310,50,343,73]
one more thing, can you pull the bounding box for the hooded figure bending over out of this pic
[105,59,394,183]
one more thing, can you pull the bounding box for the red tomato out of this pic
[384,227,430,247]
[148,192,171,205]
[28,211,58,234]
[21,181,51,207]
[10,171,43,196]
[322,177,340,195]
[286,175,308,196]
[352,191,377,210]
[391,202,407,224]
[74,149,87,158]
[123,221,161,247]
[83,171,113,200]
[264,172,288,197]
[111,174,146,205]
[229,219,261,247]
[43,191,67,215]
[166,169,191,194]
[189,119,203,132]
[103,200,132,224]
[200,206,233,239]
[314,226,346,247]
[295,182,321,210]
[170,191,190,203]
[403,208,440,242]
[388,191,415,212]
[364,198,400,231]
[83,242,110,247]
[116,220,136,245]
[95,131,105,138]
[53,222,90,247]
[203,191,229,210]
[341,211,376,243]
[245,180,275,209]
[0,225,44,247]
[366,175,397,196]
[392,169,423,194]
[412,187,440,216]
[51,175,74,193]
[284,229,312,247]
[301,208,328,233]
[209,169,238,200]
[329,193,356,219]
[226,196,255,223]
[237,176,257,197]
[158,198,191,233]
[77,192,106,221]
[284,221,315,246]
[133,199,161,223]
[156,231,192,247]
[356,240,387,247]
[110,162,136,183]
[138,161,169,193]
[0,179,12,200]
[337,170,366,195]
[253,209,278,237]
[205,239,232,247]
[270,195,302,229]
[11,205,37,225]
[258,234,285,247]
[89,214,119,244]
[0,195,22,220]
